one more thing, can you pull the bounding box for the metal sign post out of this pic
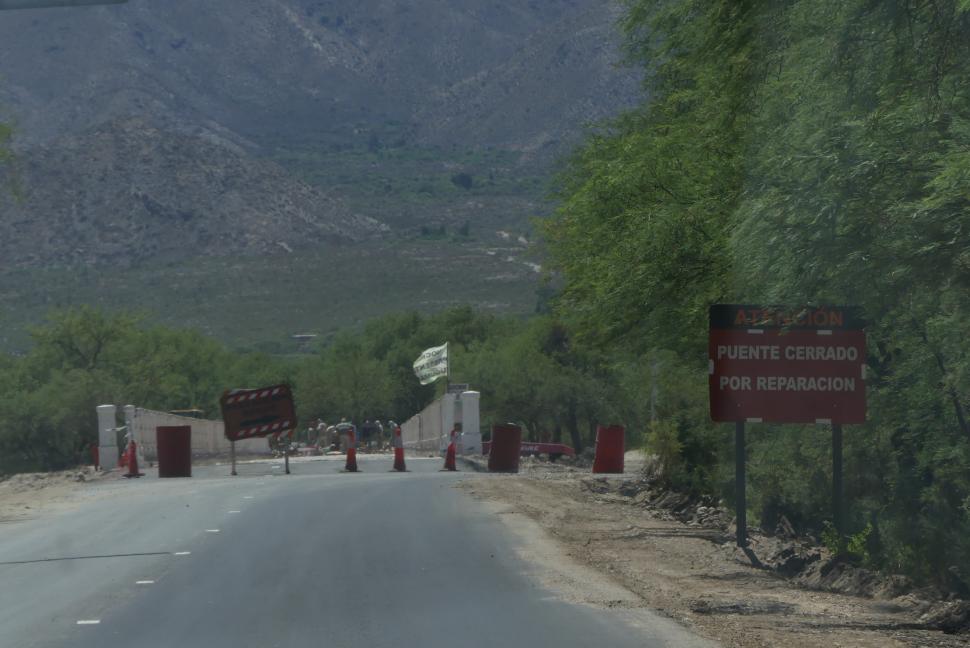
[230,440,237,476]
[284,439,290,475]
[735,421,747,547]
[832,423,845,553]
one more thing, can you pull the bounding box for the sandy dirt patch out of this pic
[0,467,117,524]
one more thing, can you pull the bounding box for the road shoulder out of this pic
[459,469,965,648]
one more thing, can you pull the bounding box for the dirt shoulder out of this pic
[459,458,968,648]
[0,467,117,524]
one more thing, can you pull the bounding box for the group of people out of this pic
[307,418,399,453]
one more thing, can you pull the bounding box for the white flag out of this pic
[413,343,449,385]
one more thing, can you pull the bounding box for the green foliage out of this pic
[644,420,681,482]
[821,521,873,564]
[0,307,285,472]
[847,523,874,565]
[821,521,842,556]
[0,240,539,353]
[450,173,474,190]
[0,121,21,199]
[0,306,623,474]
[0,122,11,164]
[544,0,970,586]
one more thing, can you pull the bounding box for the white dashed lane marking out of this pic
[228,510,241,514]
[174,552,191,556]
[136,580,155,585]
[76,620,100,625]
[205,529,220,533]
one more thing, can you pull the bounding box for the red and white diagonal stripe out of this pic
[234,420,293,439]
[224,387,283,405]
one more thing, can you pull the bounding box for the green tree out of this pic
[298,334,391,425]
[545,0,970,585]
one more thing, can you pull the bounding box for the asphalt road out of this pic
[0,456,712,648]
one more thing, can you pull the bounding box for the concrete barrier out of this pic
[157,426,192,478]
[97,406,267,461]
[592,425,625,474]
[488,424,522,473]
[401,391,481,455]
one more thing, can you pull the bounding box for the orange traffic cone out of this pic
[344,430,359,472]
[443,429,457,471]
[124,441,144,478]
[392,426,406,472]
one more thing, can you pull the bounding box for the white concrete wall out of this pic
[459,391,482,454]
[401,398,444,454]
[441,393,457,447]
[401,391,481,455]
[110,406,267,461]
[96,404,119,469]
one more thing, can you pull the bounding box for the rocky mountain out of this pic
[0,0,641,281]
[0,118,385,268]
[0,0,640,151]
[415,2,637,155]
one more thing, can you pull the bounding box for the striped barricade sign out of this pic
[220,384,297,442]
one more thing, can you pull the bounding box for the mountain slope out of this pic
[0,0,638,348]
[0,118,385,269]
[415,2,637,154]
[0,0,640,151]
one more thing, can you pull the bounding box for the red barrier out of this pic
[345,430,359,472]
[124,440,144,478]
[157,426,192,478]
[592,425,625,474]
[393,426,406,472]
[443,429,457,471]
[444,442,457,471]
[487,424,522,473]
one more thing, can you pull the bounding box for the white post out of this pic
[96,404,119,470]
[441,394,456,454]
[459,391,481,455]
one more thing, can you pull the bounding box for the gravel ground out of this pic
[0,467,119,523]
[459,456,970,648]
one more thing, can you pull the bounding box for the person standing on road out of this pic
[375,419,385,451]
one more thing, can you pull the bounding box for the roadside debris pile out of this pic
[555,447,595,469]
[920,600,970,635]
[461,447,638,475]
[580,476,734,537]
[0,466,101,491]
[0,466,110,524]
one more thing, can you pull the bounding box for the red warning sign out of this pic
[220,384,297,442]
[709,305,866,424]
